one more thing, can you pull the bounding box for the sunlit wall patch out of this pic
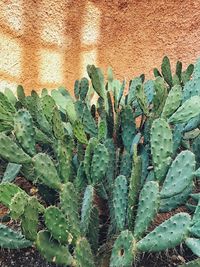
[39,48,64,85]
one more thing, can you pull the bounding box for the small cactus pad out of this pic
[33,153,62,190]
[0,182,23,207]
[91,143,109,184]
[44,206,70,244]
[2,163,21,183]
[185,238,200,257]
[0,133,31,164]
[36,230,74,266]
[81,185,94,235]
[159,183,193,212]
[75,237,95,267]
[110,230,136,267]
[10,191,29,220]
[151,118,173,182]
[161,85,182,119]
[168,96,200,124]
[160,150,195,198]
[84,137,98,183]
[137,213,191,252]
[161,56,173,87]
[178,258,200,267]
[21,197,41,241]
[14,109,36,156]
[73,120,88,144]
[113,175,128,231]
[121,105,136,152]
[127,149,142,229]
[60,182,81,240]
[134,181,160,239]
[0,223,32,249]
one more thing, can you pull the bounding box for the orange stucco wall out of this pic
[0,0,200,94]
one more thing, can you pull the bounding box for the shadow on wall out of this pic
[0,0,200,94]
[0,0,101,94]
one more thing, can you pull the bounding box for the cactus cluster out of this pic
[0,56,200,266]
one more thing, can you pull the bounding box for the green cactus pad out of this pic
[21,197,41,241]
[36,230,74,266]
[160,151,195,198]
[0,92,16,114]
[121,105,136,152]
[178,258,200,267]
[0,133,31,164]
[33,153,62,190]
[41,95,56,124]
[74,162,87,192]
[82,105,98,137]
[2,163,21,183]
[60,182,81,240]
[120,152,132,178]
[98,118,107,142]
[0,223,32,249]
[81,185,94,235]
[45,206,70,244]
[56,139,73,183]
[151,118,173,182]
[127,149,142,229]
[185,238,200,257]
[161,56,173,87]
[91,143,109,184]
[73,120,88,144]
[84,138,98,183]
[184,114,200,133]
[10,191,29,220]
[87,206,99,254]
[190,221,200,238]
[31,90,52,135]
[87,64,105,99]
[159,183,193,212]
[135,84,149,116]
[5,88,17,106]
[75,237,95,267]
[168,96,200,124]
[152,77,168,116]
[137,213,191,252]
[17,85,26,105]
[192,199,200,224]
[0,182,23,207]
[52,106,65,140]
[113,175,128,231]
[134,181,160,239]
[79,77,89,100]
[161,84,182,119]
[110,230,136,267]
[14,109,36,156]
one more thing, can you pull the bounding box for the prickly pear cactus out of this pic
[137,213,191,252]
[110,230,136,267]
[36,230,74,266]
[151,118,173,182]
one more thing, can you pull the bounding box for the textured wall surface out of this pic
[0,0,200,94]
